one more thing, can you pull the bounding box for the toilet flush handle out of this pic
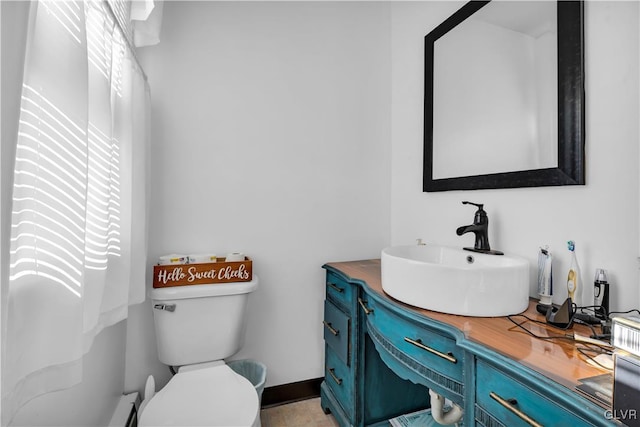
[154,303,176,312]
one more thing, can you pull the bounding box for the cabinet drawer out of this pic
[324,300,350,365]
[475,360,589,427]
[326,272,354,309]
[365,296,464,395]
[325,345,353,417]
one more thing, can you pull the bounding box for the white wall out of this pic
[128,1,391,392]
[391,1,640,310]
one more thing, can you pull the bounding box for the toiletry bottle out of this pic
[537,246,553,305]
[566,241,583,307]
[594,268,610,320]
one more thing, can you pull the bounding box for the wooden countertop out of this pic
[324,259,611,397]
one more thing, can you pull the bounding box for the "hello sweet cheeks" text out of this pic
[156,264,250,286]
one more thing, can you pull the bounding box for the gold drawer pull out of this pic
[323,320,339,336]
[327,282,344,293]
[490,391,543,427]
[328,368,343,385]
[404,337,457,364]
[358,298,374,315]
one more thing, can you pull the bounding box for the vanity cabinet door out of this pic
[475,359,593,427]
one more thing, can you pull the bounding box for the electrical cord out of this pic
[572,318,599,336]
[609,309,640,317]
[576,346,614,371]
[512,305,640,372]
[563,305,640,322]
[507,314,576,340]
[572,304,607,325]
[507,314,614,371]
[508,312,610,342]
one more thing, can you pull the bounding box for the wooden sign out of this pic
[153,258,252,288]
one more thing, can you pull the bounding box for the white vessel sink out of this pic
[381,245,529,317]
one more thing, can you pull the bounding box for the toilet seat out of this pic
[139,362,260,427]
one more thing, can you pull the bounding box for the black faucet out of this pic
[456,201,503,255]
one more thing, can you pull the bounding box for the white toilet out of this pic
[139,277,261,427]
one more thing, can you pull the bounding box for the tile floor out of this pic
[260,397,340,427]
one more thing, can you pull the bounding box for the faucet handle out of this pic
[462,201,483,209]
[462,201,488,224]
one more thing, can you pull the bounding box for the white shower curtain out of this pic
[2,0,149,423]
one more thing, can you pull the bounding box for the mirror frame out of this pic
[423,0,585,192]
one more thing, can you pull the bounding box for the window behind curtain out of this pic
[3,1,149,422]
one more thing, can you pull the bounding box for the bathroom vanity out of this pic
[320,259,617,427]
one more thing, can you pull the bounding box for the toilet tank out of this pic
[150,277,259,366]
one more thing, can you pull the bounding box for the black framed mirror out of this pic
[423,1,584,192]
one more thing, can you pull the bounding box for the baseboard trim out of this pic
[261,377,323,408]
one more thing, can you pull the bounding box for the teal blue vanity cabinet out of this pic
[321,260,618,427]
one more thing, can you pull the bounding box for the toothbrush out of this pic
[566,240,580,303]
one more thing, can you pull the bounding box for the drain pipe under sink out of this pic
[428,389,464,425]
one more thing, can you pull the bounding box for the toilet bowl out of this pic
[142,276,261,426]
[139,361,260,427]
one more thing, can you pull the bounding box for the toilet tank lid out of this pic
[150,276,259,301]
